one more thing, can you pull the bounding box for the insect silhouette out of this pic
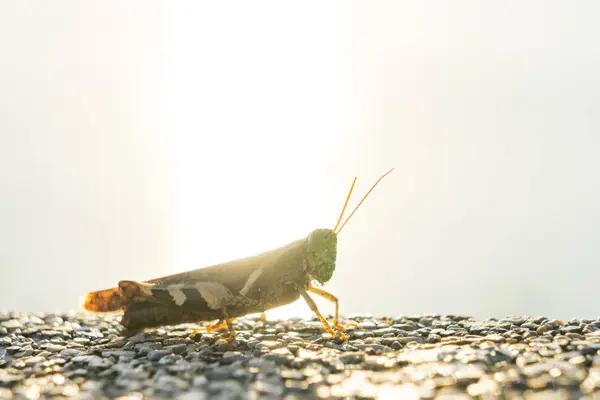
[83,169,394,341]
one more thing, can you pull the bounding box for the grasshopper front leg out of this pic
[300,291,347,340]
[307,285,358,332]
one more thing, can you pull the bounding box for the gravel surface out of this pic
[2,312,600,399]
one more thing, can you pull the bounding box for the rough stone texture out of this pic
[1,312,600,399]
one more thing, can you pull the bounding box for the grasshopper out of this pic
[83,169,394,341]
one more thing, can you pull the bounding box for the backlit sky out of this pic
[1,1,599,321]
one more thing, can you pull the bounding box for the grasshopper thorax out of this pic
[305,228,337,285]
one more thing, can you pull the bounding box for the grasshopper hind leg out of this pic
[192,318,237,343]
[224,318,237,342]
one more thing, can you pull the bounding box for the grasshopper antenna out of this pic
[333,177,357,233]
[335,168,394,235]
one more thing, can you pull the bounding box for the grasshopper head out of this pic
[306,228,337,285]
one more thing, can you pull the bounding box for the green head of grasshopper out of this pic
[306,168,394,286]
[306,228,337,285]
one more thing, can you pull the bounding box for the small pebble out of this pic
[148,349,172,361]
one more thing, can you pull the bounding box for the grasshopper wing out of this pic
[118,280,237,313]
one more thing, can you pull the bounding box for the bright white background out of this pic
[1,1,599,320]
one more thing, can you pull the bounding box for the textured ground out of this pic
[1,313,600,399]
